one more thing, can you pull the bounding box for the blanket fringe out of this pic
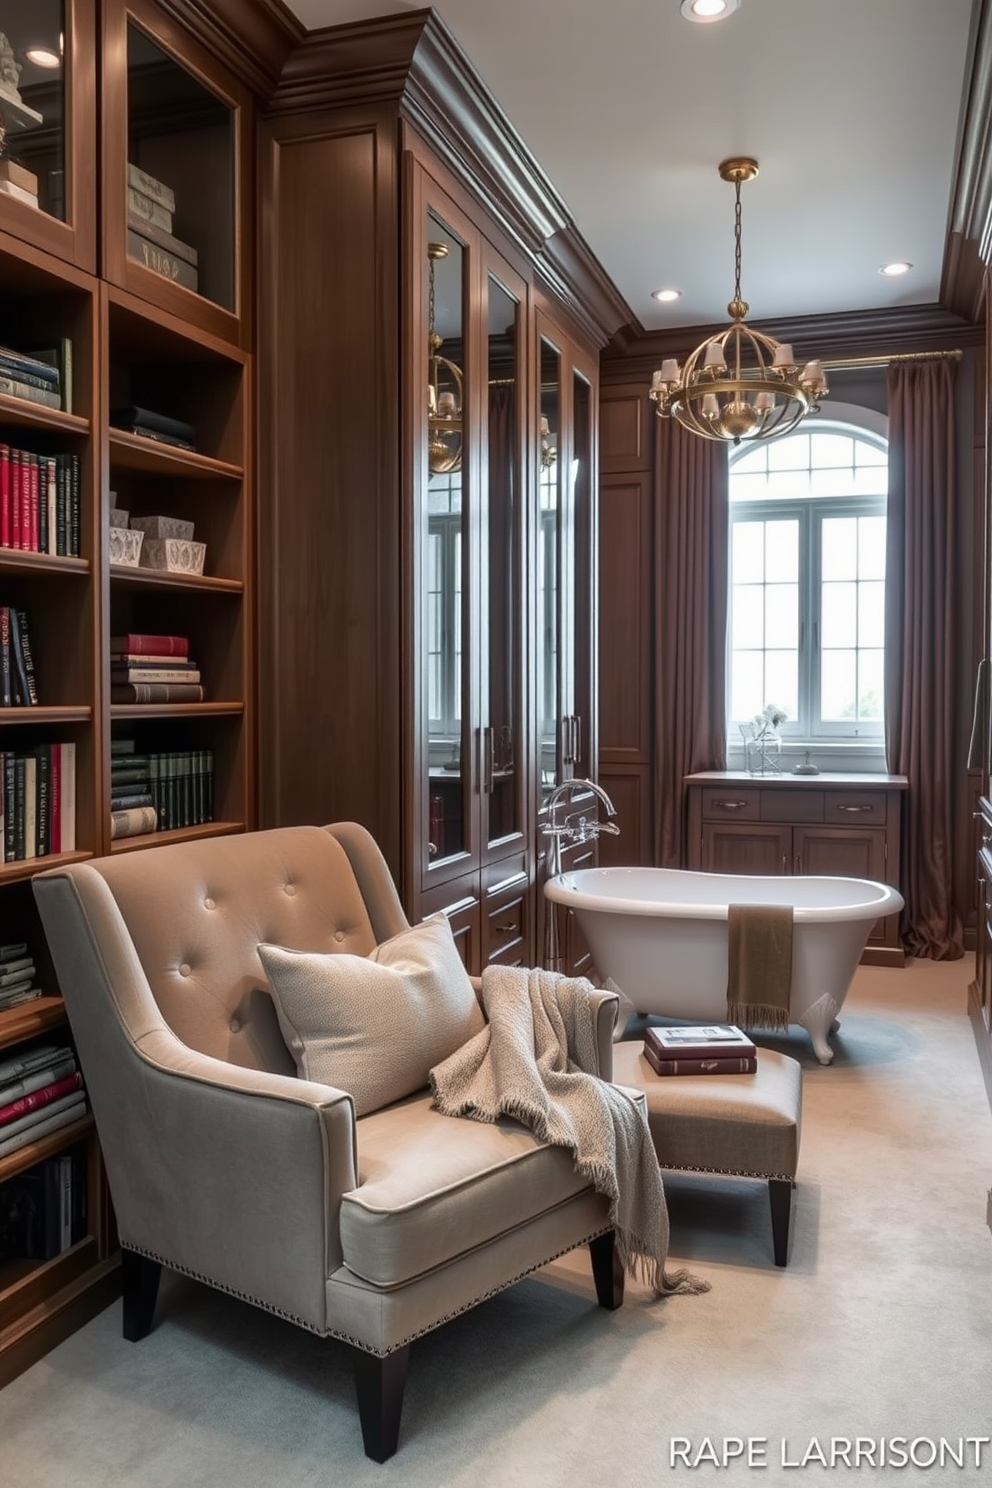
[617,1239,711,1297]
[727,1001,790,1032]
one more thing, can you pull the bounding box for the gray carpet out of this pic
[2,956,990,1486]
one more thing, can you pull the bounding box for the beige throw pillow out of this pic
[258,913,485,1116]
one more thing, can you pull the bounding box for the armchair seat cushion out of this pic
[341,1091,592,1288]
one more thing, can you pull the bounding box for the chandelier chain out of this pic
[734,176,743,310]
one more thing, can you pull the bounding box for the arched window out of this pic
[728,406,888,762]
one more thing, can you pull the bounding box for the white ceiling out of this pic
[282,0,976,334]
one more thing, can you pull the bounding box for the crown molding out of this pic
[155,0,303,96]
[942,0,992,317]
[602,304,982,385]
[267,9,633,347]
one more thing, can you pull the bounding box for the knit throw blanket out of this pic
[429,964,708,1297]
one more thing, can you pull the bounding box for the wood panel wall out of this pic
[598,383,653,865]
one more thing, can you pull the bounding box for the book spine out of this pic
[111,683,203,703]
[125,213,198,266]
[69,454,80,556]
[0,1070,83,1126]
[16,611,38,704]
[55,454,67,555]
[0,375,61,409]
[23,755,36,858]
[643,1052,758,1076]
[110,667,201,685]
[10,451,20,549]
[0,1097,87,1159]
[110,805,158,839]
[35,746,50,856]
[0,608,10,706]
[110,791,154,810]
[126,186,173,231]
[110,633,190,657]
[3,752,14,861]
[18,451,29,549]
[0,443,8,547]
[0,357,59,391]
[50,742,61,853]
[127,163,176,212]
[126,230,198,292]
[60,741,76,852]
[45,456,56,554]
[0,1056,76,1107]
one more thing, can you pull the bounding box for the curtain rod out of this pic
[822,348,963,371]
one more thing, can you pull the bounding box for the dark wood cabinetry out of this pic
[685,772,907,965]
[257,12,624,973]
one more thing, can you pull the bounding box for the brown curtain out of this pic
[654,418,729,866]
[884,358,963,959]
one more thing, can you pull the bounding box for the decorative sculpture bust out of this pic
[0,34,22,104]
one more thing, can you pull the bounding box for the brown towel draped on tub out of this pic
[726,903,794,1031]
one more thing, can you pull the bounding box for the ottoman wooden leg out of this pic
[589,1229,625,1309]
[768,1178,794,1266]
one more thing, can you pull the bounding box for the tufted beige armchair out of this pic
[33,822,623,1461]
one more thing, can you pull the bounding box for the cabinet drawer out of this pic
[759,789,823,822]
[700,788,759,820]
[486,894,526,966]
[823,791,888,824]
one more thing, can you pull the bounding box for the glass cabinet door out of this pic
[0,0,97,268]
[483,268,524,852]
[537,334,563,802]
[424,213,470,870]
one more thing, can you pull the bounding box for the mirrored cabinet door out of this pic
[0,0,97,269]
[482,265,525,857]
[537,333,563,803]
[424,211,471,874]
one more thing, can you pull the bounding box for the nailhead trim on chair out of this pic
[122,1225,615,1358]
[661,1163,795,1182]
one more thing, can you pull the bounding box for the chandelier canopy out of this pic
[427,241,463,475]
[649,158,828,445]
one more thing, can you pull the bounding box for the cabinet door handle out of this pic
[482,727,494,794]
[781,854,788,873]
[795,855,802,874]
[493,921,517,934]
[838,804,873,813]
[714,799,749,810]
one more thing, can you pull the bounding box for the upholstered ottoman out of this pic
[611,1041,802,1266]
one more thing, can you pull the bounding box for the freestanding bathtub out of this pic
[544,866,904,1064]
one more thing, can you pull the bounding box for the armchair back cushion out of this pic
[87,824,408,1074]
[259,913,485,1115]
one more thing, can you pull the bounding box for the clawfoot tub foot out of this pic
[799,993,841,1064]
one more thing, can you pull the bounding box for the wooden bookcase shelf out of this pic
[0,0,256,1384]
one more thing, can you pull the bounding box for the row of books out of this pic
[0,1148,86,1261]
[0,941,42,1013]
[642,1023,758,1076]
[111,738,214,838]
[110,632,204,704]
[0,606,38,707]
[0,1039,87,1162]
[0,446,81,556]
[0,744,77,861]
[0,339,67,413]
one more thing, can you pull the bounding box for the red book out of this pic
[0,1070,83,1126]
[641,1048,758,1077]
[0,444,9,548]
[28,453,39,552]
[10,449,21,549]
[109,633,190,658]
[49,743,61,854]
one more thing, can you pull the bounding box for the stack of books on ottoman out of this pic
[642,1023,757,1076]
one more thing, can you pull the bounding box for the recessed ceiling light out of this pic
[24,45,61,68]
[652,287,683,303]
[879,261,913,277]
[680,0,741,22]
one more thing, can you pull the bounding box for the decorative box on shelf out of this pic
[139,537,207,575]
[109,508,129,529]
[130,514,195,542]
[109,526,144,566]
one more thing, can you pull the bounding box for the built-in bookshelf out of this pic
[0,0,255,1383]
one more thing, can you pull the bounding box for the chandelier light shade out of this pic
[649,158,828,445]
[427,241,463,475]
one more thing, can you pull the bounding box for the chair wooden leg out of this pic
[121,1248,162,1341]
[768,1178,794,1267]
[589,1229,625,1309]
[353,1344,411,1462]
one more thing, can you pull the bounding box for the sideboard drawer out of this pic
[760,789,823,823]
[823,790,888,824]
[700,788,759,820]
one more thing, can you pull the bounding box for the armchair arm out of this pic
[33,867,359,1334]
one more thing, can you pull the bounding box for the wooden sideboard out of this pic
[684,771,908,966]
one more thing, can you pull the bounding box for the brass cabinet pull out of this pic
[838,804,873,813]
[493,922,517,934]
[714,799,749,810]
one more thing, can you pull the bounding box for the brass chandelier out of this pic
[649,158,828,445]
[427,241,463,475]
